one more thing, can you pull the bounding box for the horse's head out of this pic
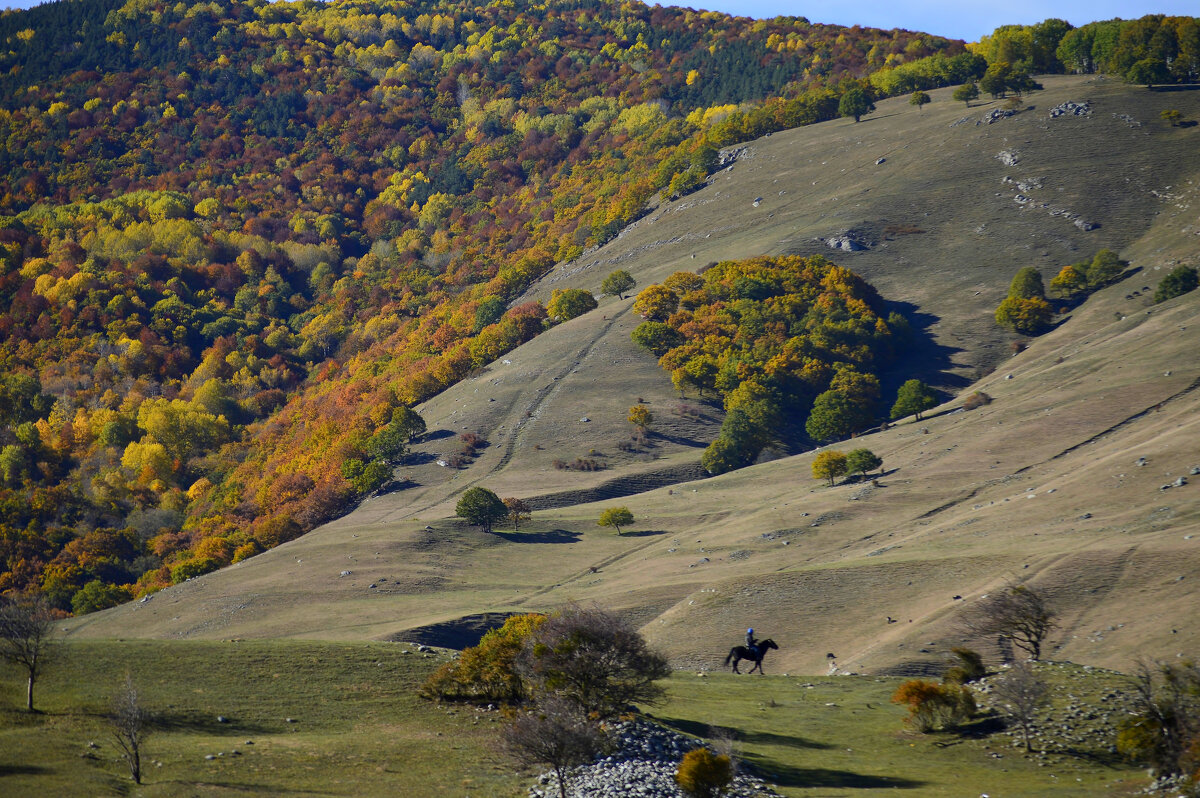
[761,638,779,650]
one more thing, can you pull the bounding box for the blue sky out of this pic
[0,0,1190,42]
[667,2,1196,41]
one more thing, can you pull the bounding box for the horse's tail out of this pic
[723,648,735,667]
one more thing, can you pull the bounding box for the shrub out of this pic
[891,679,976,732]
[962,391,992,411]
[422,613,547,702]
[943,647,986,684]
[676,748,734,798]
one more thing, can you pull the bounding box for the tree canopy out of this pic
[455,487,508,533]
[838,87,876,122]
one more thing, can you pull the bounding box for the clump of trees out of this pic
[812,447,880,486]
[1047,249,1127,302]
[1154,265,1198,304]
[424,604,669,798]
[996,267,1054,335]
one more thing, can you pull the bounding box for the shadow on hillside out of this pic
[493,528,581,544]
[0,764,49,776]
[423,428,458,441]
[749,760,925,790]
[878,302,969,398]
[1150,84,1200,92]
[152,710,275,735]
[652,431,708,447]
[657,716,832,750]
[154,780,281,794]
[617,529,669,538]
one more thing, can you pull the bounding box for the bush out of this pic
[943,647,986,684]
[891,679,976,732]
[676,748,734,798]
[421,613,547,703]
[962,391,992,411]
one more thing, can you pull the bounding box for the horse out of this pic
[723,638,778,674]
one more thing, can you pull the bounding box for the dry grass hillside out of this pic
[66,76,1200,676]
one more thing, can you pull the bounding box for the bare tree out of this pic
[961,583,1056,661]
[499,695,604,798]
[517,603,670,721]
[0,593,57,711]
[990,660,1049,752]
[110,672,152,784]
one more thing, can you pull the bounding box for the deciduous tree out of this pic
[547,288,598,321]
[891,379,937,421]
[600,269,636,300]
[990,660,1049,752]
[952,82,980,107]
[500,696,605,798]
[455,487,507,532]
[503,497,532,531]
[845,447,882,477]
[110,672,152,784]
[910,90,931,111]
[812,449,848,486]
[1154,265,1199,303]
[838,87,875,122]
[960,583,1056,661]
[0,593,57,712]
[598,506,634,536]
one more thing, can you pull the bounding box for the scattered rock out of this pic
[875,157,886,165]
[996,150,1020,166]
[216,715,228,724]
[1048,101,1091,118]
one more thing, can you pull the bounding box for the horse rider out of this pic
[745,627,758,655]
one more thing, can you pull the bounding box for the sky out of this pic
[665,2,1198,41]
[0,0,1192,42]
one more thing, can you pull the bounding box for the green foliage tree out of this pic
[455,487,508,533]
[676,748,735,798]
[838,87,875,122]
[996,267,1053,335]
[812,450,848,486]
[547,288,598,321]
[1154,265,1199,303]
[0,593,56,711]
[473,296,507,333]
[909,90,931,111]
[597,506,634,536]
[71,580,132,615]
[631,321,683,356]
[390,406,427,443]
[891,379,937,421]
[952,82,980,107]
[979,62,1014,98]
[943,647,987,685]
[1160,109,1183,126]
[1084,249,1124,288]
[806,391,863,442]
[845,448,883,477]
[600,269,637,300]
[1127,57,1169,87]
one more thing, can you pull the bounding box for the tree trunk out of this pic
[26,673,34,712]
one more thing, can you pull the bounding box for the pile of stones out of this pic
[1049,101,1091,118]
[528,719,780,798]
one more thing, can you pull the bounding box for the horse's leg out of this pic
[731,656,741,674]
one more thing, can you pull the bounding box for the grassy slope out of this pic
[66,76,1200,678]
[0,643,1146,797]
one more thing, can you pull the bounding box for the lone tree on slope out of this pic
[601,269,637,300]
[0,593,57,712]
[838,87,875,123]
[891,379,937,421]
[961,583,1056,661]
[598,506,634,536]
[456,486,508,532]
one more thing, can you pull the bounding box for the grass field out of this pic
[1,641,1149,797]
